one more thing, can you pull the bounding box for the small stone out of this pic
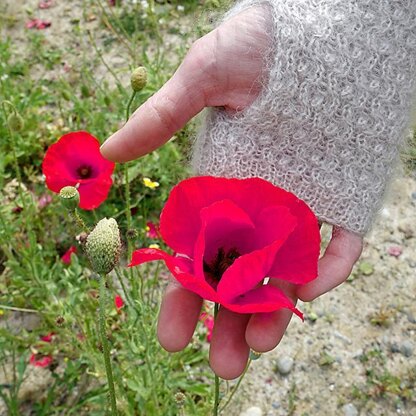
[400,340,413,357]
[411,191,416,200]
[239,406,263,416]
[390,342,400,353]
[406,312,416,324]
[342,403,358,416]
[275,356,294,375]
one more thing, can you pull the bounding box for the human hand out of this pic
[101,6,364,380]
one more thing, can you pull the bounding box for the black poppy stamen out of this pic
[77,165,92,179]
[203,247,241,288]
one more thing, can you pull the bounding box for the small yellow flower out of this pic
[143,177,159,189]
[0,309,4,316]
[149,243,160,249]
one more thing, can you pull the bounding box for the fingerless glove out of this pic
[193,0,416,234]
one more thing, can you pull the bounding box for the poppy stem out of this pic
[213,302,220,416]
[71,209,89,233]
[99,274,118,416]
[125,91,137,124]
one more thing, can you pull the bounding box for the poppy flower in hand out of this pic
[130,177,320,316]
[42,131,115,209]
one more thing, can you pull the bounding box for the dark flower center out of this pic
[203,247,240,289]
[76,165,92,179]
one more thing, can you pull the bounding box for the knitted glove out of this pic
[193,0,416,234]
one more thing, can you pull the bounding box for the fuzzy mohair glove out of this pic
[192,0,416,234]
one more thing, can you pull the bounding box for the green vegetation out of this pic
[0,1,218,414]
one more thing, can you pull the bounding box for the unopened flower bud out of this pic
[249,350,262,361]
[85,218,121,274]
[59,186,80,211]
[174,392,186,408]
[7,113,24,132]
[130,67,147,92]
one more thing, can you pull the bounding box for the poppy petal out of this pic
[129,248,218,301]
[269,206,320,284]
[217,209,297,302]
[223,284,302,317]
[193,199,255,280]
[160,176,302,256]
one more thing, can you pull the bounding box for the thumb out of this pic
[100,40,212,162]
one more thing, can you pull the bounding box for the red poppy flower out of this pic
[42,131,115,210]
[130,177,320,316]
[199,312,214,342]
[146,221,159,239]
[61,246,77,265]
[29,353,53,367]
[40,332,55,343]
[114,295,124,310]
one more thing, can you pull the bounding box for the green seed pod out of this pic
[7,113,24,132]
[59,186,80,211]
[61,90,71,101]
[85,218,121,275]
[130,67,147,92]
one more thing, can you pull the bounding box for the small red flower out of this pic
[42,131,115,210]
[199,312,214,342]
[130,177,320,316]
[29,353,53,367]
[146,221,159,239]
[61,246,77,265]
[26,19,51,30]
[114,295,124,310]
[40,332,55,343]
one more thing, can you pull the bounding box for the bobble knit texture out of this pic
[85,218,121,274]
[193,0,416,234]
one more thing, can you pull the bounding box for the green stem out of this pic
[125,91,136,124]
[99,274,118,416]
[219,359,252,413]
[71,209,89,233]
[0,305,38,313]
[213,303,220,416]
[124,91,140,300]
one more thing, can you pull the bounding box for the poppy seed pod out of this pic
[86,218,121,275]
[7,113,24,132]
[59,186,80,211]
[130,67,147,92]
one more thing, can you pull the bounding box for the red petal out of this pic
[61,246,77,265]
[193,199,255,280]
[268,201,320,284]
[160,176,302,256]
[217,236,293,303]
[129,248,218,302]
[114,295,124,309]
[217,207,297,302]
[223,284,302,317]
[78,176,113,210]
